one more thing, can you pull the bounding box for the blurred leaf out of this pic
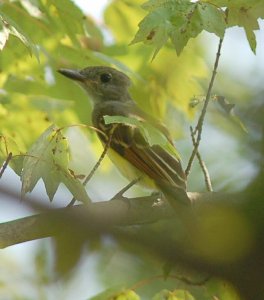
[44,0,86,46]
[104,0,145,44]
[89,286,125,300]
[152,289,195,300]
[19,0,43,18]
[53,232,84,276]
[34,244,52,285]
[21,124,90,203]
[28,95,74,112]
[0,17,9,50]
[215,96,248,133]
[215,95,235,114]
[113,290,140,300]
[89,287,140,300]
[80,16,104,51]
[0,12,39,60]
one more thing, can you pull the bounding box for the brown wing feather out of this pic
[111,124,186,190]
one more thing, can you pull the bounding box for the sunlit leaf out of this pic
[132,0,226,56]
[203,0,264,53]
[21,124,90,203]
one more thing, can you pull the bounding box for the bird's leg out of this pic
[111,177,142,200]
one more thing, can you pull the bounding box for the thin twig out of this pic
[190,126,213,192]
[0,152,12,179]
[67,125,116,206]
[185,38,224,177]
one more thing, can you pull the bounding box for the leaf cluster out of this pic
[132,0,264,58]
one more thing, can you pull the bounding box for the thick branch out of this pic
[0,190,210,249]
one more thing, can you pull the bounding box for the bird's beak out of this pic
[57,68,86,82]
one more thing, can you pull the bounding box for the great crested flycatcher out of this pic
[58,66,189,205]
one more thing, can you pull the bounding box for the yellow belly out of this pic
[107,148,157,190]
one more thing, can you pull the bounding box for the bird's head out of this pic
[58,66,131,103]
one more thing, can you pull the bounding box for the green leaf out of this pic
[0,12,39,60]
[203,0,264,53]
[196,2,226,37]
[21,124,90,203]
[132,0,226,57]
[130,7,172,59]
[142,0,178,11]
[228,7,259,53]
[130,8,172,59]
[45,0,85,46]
[104,0,145,44]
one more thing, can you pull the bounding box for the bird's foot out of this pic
[151,191,166,207]
[111,177,141,201]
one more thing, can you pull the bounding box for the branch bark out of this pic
[0,188,210,249]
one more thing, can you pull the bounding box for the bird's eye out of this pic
[100,73,112,83]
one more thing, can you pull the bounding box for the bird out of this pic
[58,66,189,205]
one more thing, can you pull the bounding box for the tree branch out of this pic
[0,187,212,249]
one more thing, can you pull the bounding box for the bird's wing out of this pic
[93,101,186,190]
[111,123,186,190]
